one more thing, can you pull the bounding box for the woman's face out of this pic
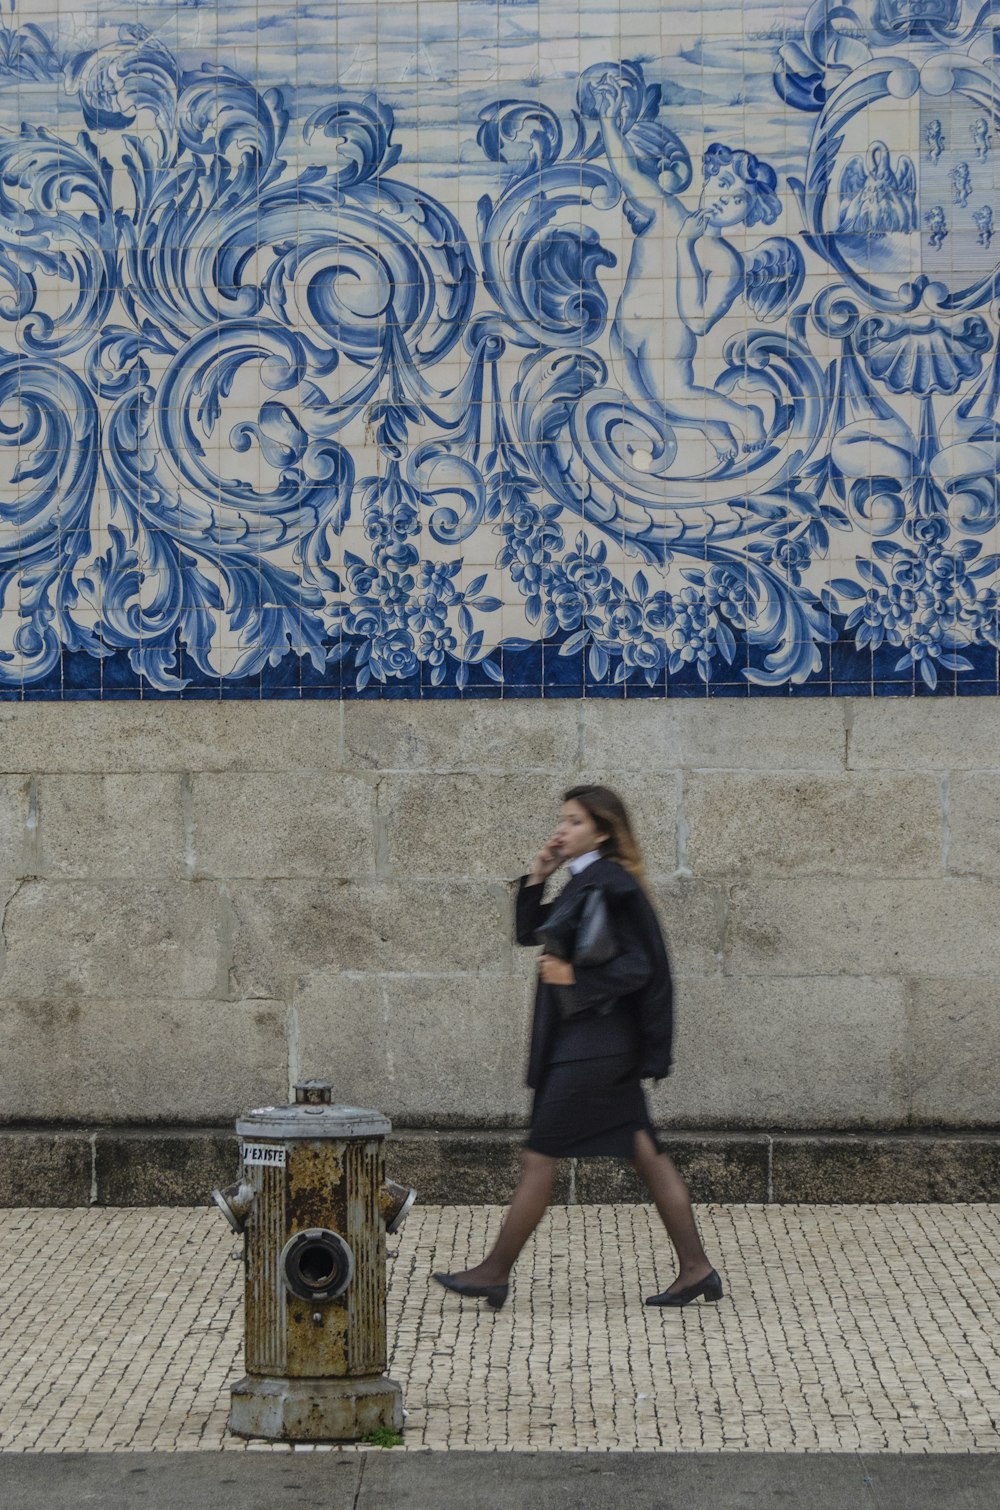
[553,799,610,860]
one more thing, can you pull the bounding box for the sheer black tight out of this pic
[449,1132,712,1292]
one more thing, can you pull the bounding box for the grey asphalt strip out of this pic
[1,1452,998,1510]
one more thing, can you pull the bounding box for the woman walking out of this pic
[433,785,722,1311]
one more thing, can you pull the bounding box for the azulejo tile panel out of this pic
[1,0,1000,698]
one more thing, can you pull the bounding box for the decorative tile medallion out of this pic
[2,0,1000,697]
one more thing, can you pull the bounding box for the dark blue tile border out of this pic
[6,626,1000,699]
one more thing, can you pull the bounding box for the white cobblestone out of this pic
[0,1204,997,1453]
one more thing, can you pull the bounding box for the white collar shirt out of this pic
[567,849,601,876]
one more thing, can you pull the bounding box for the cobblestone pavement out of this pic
[1,1204,998,1454]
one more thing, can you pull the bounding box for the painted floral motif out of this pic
[0,0,999,695]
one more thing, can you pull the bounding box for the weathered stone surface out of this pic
[380,771,678,880]
[650,977,909,1128]
[94,1128,240,1205]
[579,702,683,772]
[907,981,1000,1125]
[0,776,30,879]
[681,700,847,770]
[37,774,186,880]
[343,700,578,772]
[581,701,847,773]
[0,999,287,1122]
[379,773,562,879]
[685,773,941,878]
[0,881,224,998]
[295,971,532,1126]
[2,1125,997,1205]
[574,1134,770,1204]
[946,772,1000,877]
[650,878,725,976]
[192,772,375,878]
[771,1134,1000,1202]
[849,700,1000,770]
[228,880,509,997]
[0,704,343,774]
[386,1131,572,1205]
[294,969,384,1095]
[726,878,1000,978]
[0,696,997,1144]
[0,1130,92,1205]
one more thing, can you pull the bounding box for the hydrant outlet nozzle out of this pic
[380,1180,418,1234]
[211,1180,256,1234]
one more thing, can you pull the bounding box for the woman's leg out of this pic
[447,1148,557,1286]
[631,1129,714,1292]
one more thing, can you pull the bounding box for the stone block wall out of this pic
[1,699,998,1196]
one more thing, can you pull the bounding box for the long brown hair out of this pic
[562,784,648,887]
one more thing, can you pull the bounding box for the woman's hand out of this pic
[528,834,563,885]
[539,954,575,986]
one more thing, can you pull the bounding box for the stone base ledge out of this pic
[1,1125,998,1206]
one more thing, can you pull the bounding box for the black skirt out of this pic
[525,1053,661,1159]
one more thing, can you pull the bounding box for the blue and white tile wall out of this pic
[2,0,1000,698]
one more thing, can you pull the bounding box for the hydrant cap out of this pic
[236,1099,391,1140]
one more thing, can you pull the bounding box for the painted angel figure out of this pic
[971,118,992,161]
[949,162,972,207]
[836,142,917,234]
[925,119,945,161]
[595,74,803,463]
[973,205,994,247]
[925,204,948,248]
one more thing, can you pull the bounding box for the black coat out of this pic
[515,858,674,1091]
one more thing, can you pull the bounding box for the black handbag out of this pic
[538,883,618,967]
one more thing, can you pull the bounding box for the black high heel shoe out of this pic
[432,1271,509,1310]
[645,1268,724,1308]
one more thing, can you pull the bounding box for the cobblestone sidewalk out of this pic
[1,1204,998,1453]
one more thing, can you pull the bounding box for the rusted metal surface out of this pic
[345,1139,387,1376]
[285,1141,347,1377]
[241,1135,387,1381]
[244,1155,287,1375]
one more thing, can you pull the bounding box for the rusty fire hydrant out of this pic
[212,1080,415,1442]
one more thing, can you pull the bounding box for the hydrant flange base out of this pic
[229,1373,404,1442]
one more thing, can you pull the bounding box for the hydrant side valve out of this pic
[380,1179,418,1235]
[211,1179,255,1234]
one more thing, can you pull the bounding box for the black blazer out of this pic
[515,857,674,1090]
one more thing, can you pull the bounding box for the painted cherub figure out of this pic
[596,75,801,464]
[973,205,994,247]
[925,204,948,247]
[949,161,972,207]
[925,119,945,161]
[971,117,992,161]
